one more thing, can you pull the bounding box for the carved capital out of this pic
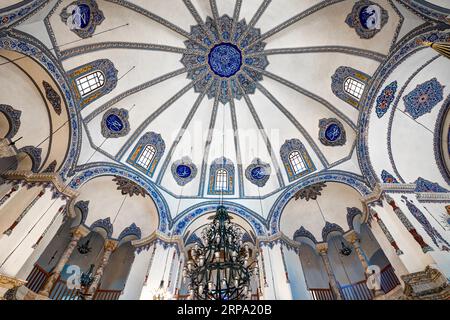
[105,239,118,252]
[316,243,328,255]
[72,225,90,239]
[344,230,359,244]
[0,274,27,290]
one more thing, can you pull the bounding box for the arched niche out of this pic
[0,48,71,173]
[73,175,159,241]
[280,182,365,244]
[358,29,450,187]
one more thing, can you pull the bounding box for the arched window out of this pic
[289,151,307,175]
[343,77,365,100]
[127,132,165,177]
[331,66,370,108]
[208,157,235,195]
[215,169,228,191]
[280,139,316,182]
[76,71,105,96]
[136,145,156,169]
[68,59,118,109]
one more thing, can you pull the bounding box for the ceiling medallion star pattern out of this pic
[112,176,147,198]
[182,15,269,105]
[294,182,327,201]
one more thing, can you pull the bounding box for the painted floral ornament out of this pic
[171,157,197,186]
[318,118,346,146]
[60,0,105,39]
[245,158,271,187]
[345,0,388,39]
[101,108,130,138]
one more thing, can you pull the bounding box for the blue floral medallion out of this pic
[245,158,271,187]
[208,43,242,78]
[182,15,268,105]
[176,164,192,178]
[325,124,341,141]
[319,118,346,146]
[403,78,444,119]
[376,81,397,118]
[171,157,197,186]
[101,108,130,138]
[106,114,124,132]
[381,170,398,183]
[251,167,265,180]
[60,0,105,39]
[345,0,389,39]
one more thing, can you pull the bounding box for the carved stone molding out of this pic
[0,274,27,289]
[1,170,79,199]
[401,266,449,300]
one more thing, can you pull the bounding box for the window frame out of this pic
[288,150,307,175]
[75,70,106,97]
[215,168,229,192]
[343,77,365,100]
[136,144,157,170]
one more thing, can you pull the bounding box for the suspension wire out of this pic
[0,23,130,68]
[0,102,136,267]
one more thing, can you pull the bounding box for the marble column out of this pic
[140,241,177,300]
[0,184,19,207]
[39,226,88,296]
[317,244,343,300]
[346,231,369,271]
[385,194,433,253]
[259,243,293,300]
[86,239,118,300]
[282,244,311,300]
[3,188,45,236]
[120,244,155,300]
[370,208,403,255]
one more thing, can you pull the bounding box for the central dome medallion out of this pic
[208,43,242,78]
[181,15,269,104]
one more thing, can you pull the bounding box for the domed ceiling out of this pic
[4,0,435,215]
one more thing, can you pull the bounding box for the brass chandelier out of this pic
[182,206,259,300]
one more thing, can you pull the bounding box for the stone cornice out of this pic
[362,183,416,204]
[1,170,79,199]
[132,231,183,249]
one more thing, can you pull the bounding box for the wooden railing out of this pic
[49,277,79,300]
[310,264,401,300]
[309,287,335,300]
[93,289,122,300]
[340,280,374,300]
[25,264,122,300]
[25,264,49,293]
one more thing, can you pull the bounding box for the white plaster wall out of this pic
[76,176,159,239]
[280,182,364,242]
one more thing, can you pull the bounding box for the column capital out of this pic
[72,225,90,238]
[104,239,118,252]
[344,230,359,244]
[316,243,328,255]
